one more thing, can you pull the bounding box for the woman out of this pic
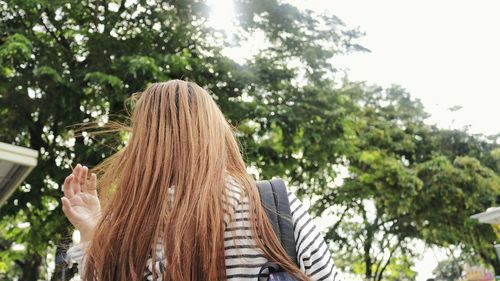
[61,80,338,280]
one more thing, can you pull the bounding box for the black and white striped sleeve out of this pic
[66,241,89,275]
[288,192,342,281]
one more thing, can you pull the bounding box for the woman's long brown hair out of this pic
[84,80,310,281]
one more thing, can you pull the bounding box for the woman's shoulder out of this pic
[224,176,249,205]
[224,176,305,208]
[225,175,244,194]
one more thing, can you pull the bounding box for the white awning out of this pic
[470,207,500,225]
[0,142,38,206]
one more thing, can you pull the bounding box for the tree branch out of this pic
[40,9,71,51]
[330,205,351,233]
[376,238,403,281]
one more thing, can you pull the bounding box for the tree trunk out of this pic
[19,254,42,281]
[364,233,373,280]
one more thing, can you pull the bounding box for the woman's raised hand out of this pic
[61,164,101,243]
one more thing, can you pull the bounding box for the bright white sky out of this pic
[211,0,500,137]
[208,0,500,280]
[322,0,500,137]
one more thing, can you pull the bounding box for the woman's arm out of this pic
[288,192,342,281]
[67,241,90,274]
[61,164,101,273]
[61,164,101,241]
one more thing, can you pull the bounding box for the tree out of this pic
[0,0,362,279]
[414,154,500,273]
[3,0,500,280]
[315,84,500,279]
[316,85,426,280]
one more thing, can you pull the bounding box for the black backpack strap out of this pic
[257,180,281,238]
[256,178,298,265]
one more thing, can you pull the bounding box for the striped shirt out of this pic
[67,180,341,280]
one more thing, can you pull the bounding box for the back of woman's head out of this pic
[84,80,309,281]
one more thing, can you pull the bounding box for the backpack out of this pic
[256,179,299,281]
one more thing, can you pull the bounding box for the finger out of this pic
[75,164,84,186]
[72,164,81,193]
[81,166,89,193]
[63,175,75,198]
[71,172,81,194]
[61,197,80,221]
[88,173,98,196]
[73,164,82,178]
